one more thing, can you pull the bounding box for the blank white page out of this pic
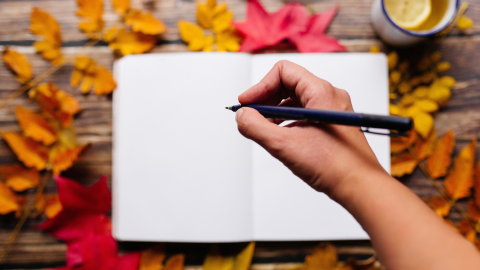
[250,54,389,240]
[112,53,253,242]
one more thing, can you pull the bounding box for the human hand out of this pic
[236,60,388,197]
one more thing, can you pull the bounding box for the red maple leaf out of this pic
[233,0,308,52]
[39,176,141,270]
[288,7,347,53]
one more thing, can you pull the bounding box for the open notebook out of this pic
[112,53,389,242]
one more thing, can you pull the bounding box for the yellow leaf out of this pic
[140,244,165,270]
[436,62,450,73]
[203,245,234,270]
[389,104,401,115]
[391,152,417,177]
[207,0,217,9]
[212,11,233,33]
[52,144,90,175]
[397,81,411,94]
[104,26,119,43]
[391,130,417,154]
[203,35,214,52]
[165,254,185,270]
[216,27,241,52]
[76,0,104,33]
[413,112,433,139]
[0,164,40,192]
[1,132,49,170]
[387,51,398,71]
[16,106,57,145]
[413,128,436,160]
[414,99,438,113]
[399,94,415,107]
[428,80,451,107]
[197,2,213,29]
[424,196,450,217]
[457,15,474,30]
[304,243,338,270]
[369,45,380,53]
[70,69,83,87]
[439,76,455,87]
[2,48,33,83]
[445,139,476,200]
[74,56,92,70]
[125,10,167,35]
[45,194,62,218]
[0,182,21,215]
[232,242,255,270]
[30,8,63,64]
[112,0,130,15]
[108,28,156,55]
[389,70,401,84]
[93,66,117,95]
[426,130,455,179]
[178,20,208,51]
[412,86,429,98]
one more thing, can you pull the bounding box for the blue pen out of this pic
[226,104,412,132]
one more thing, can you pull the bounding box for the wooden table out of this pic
[0,0,479,268]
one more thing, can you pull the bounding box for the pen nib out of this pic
[225,106,232,110]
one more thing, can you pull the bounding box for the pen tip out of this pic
[225,107,228,109]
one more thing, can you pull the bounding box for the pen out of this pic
[226,104,413,132]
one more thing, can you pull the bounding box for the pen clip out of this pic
[360,127,408,137]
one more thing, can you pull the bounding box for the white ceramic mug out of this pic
[371,0,459,47]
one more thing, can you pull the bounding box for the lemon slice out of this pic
[384,0,432,30]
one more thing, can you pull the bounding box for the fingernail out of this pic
[235,109,243,123]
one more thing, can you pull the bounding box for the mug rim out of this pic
[381,0,460,37]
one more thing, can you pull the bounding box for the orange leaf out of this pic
[391,152,418,177]
[93,66,116,95]
[35,193,46,216]
[458,219,476,243]
[232,242,255,270]
[0,164,40,192]
[165,254,185,270]
[390,130,418,154]
[30,8,63,64]
[125,10,167,35]
[1,132,49,170]
[52,144,90,175]
[445,139,476,200]
[2,48,33,83]
[0,182,21,215]
[475,160,480,209]
[426,130,455,179]
[424,196,451,217]
[76,0,104,34]
[468,200,480,222]
[304,243,338,270]
[413,128,436,160]
[45,194,62,218]
[139,244,165,270]
[108,28,156,55]
[112,0,130,15]
[16,106,57,145]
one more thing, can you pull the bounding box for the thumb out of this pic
[236,107,286,154]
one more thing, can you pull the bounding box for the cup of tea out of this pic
[371,0,459,46]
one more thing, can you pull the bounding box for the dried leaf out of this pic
[439,76,455,87]
[413,128,436,160]
[112,0,130,15]
[93,66,117,95]
[445,139,476,200]
[16,106,57,145]
[76,0,104,34]
[468,200,480,222]
[232,242,255,270]
[125,10,167,35]
[458,219,476,243]
[413,112,434,139]
[203,246,234,270]
[304,243,337,270]
[387,51,398,71]
[45,194,62,218]
[35,193,46,216]
[426,130,454,179]
[391,152,417,178]
[414,99,438,113]
[428,81,451,107]
[424,196,450,217]
[165,254,185,270]
[216,27,242,52]
[2,48,33,83]
[0,182,21,215]
[178,20,210,51]
[369,45,381,53]
[108,28,156,55]
[457,15,474,30]
[1,132,49,170]
[0,164,40,192]
[390,130,417,154]
[71,57,116,95]
[52,144,90,175]
[139,244,165,270]
[436,62,451,73]
[104,26,119,42]
[475,161,480,208]
[30,8,63,64]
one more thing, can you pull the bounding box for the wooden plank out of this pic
[0,0,478,43]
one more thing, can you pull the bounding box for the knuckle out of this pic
[337,89,353,111]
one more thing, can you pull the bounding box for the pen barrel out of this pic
[359,114,412,132]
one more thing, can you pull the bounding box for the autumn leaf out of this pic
[1,132,49,170]
[391,152,417,178]
[2,48,33,83]
[139,244,165,270]
[52,144,91,176]
[108,28,157,55]
[178,20,212,51]
[215,27,241,52]
[304,243,338,270]
[428,80,451,107]
[468,200,480,222]
[165,254,185,270]
[76,0,104,35]
[45,194,62,218]
[71,56,116,95]
[0,182,22,215]
[413,112,434,139]
[125,10,167,35]
[426,130,454,179]
[475,161,480,208]
[30,8,63,64]
[390,130,417,154]
[16,106,57,145]
[232,242,255,270]
[35,193,47,217]
[203,245,234,270]
[445,139,476,200]
[458,219,476,243]
[457,15,474,30]
[112,0,130,15]
[0,164,40,192]
[424,196,451,218]
[413,128,436,160]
